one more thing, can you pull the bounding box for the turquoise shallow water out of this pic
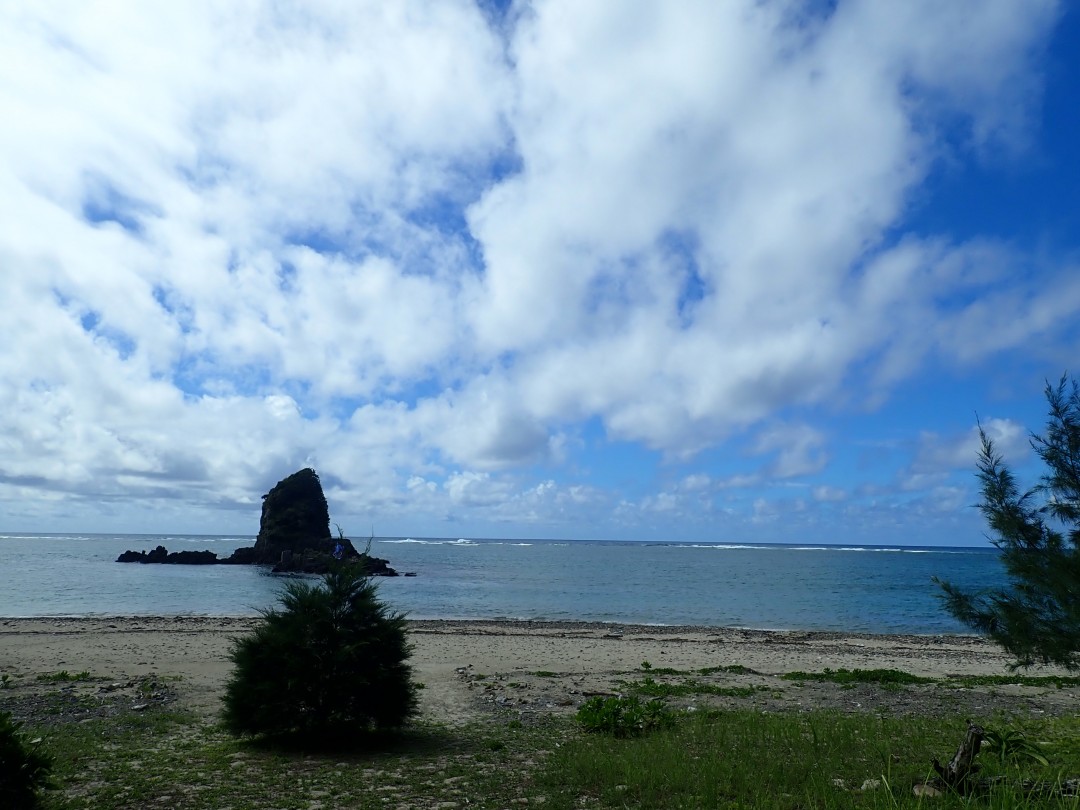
[0,534,1005,634]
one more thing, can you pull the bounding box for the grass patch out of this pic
[619,676,765,699]
[951,674,1080,689]
[31,709,566,809]
[637,665,686,676]
[36,671,92,683]
[538,710,1080,809]
[577,695,675,737]
[781,668,1080,691]
[533,670,559,678]
[782,668,937,686]
[699,664,756,675]
[23,706,1080,809]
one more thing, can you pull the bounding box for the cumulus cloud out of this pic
[0,0,1074,536]
[911,417,1029,475]
[752,423,830,479]
[813,486,848,503]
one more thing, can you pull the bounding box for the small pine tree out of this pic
[0,710,52,809]
[938,375,1080,670]
[222,564,418,739]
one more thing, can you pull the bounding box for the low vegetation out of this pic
[618,674,767,699]
[12,552,1080,807]
[0,709,53,809]
[576,695,675,737]
[782,668,937,686]
[781,667,1080,690]
[34,672,91,684]
[12,695,1080,809]
[222,563,418,740]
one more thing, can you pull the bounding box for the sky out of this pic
[1,1,1078,545]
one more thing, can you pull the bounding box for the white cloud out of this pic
[813,486,848,503]
[458,0,1070,457]
[680,474,712,493]
[752,423,830,479]
[0,0,1073,537]
[751,498,779,525]
[912,417,1029,474]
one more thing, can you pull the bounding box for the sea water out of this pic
[0,534,1005,634]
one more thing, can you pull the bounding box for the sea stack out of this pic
[228,468,397,575]
[118,467,400,576]
[252,467,335,565]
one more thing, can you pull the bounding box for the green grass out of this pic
[27,703,1080,809]
[782,668,936,686]
[951,674,1080,689]
[541,710,1080,809]
[32,707,565,809]
[36,671,93,683]
[699,664,756,675]
[619,675,766,699]
[20,660,1080,809]
[781,668,1080,691]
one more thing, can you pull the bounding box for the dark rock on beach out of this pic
[116,468,402,576]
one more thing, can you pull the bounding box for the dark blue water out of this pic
[0,534,1005,634]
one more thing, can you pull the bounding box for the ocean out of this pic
[0,534,1005,635]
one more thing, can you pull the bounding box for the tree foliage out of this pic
[938,375,1080,670]
[0,710,52,809]
[222,564,418,739]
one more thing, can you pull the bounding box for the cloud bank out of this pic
[1,0,1076,539]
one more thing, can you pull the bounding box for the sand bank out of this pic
[1,618,1071,723]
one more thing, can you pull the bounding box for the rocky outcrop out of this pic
[116,468,402,576]
[248,468,332,564]
[267,545,399,576]
[116,546,218,565]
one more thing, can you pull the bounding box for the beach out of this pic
[3,617,1075,724]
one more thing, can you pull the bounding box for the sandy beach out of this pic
[2,617,1075,724]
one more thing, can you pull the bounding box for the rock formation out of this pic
[115,546,218,565]
[117,468,401,576]
[247,468,334,565]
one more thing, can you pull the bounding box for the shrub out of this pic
[222,563,418,740]
[576,695,675,737]
[0,710,52,809]
[981,727,1049,768]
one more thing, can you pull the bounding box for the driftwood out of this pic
[916,723,1080,799]
[923,722,984,795]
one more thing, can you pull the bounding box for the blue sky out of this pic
[1,1,1078,545]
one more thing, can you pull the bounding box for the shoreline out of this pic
[3,616,1070,724]
[0,614,977,638]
